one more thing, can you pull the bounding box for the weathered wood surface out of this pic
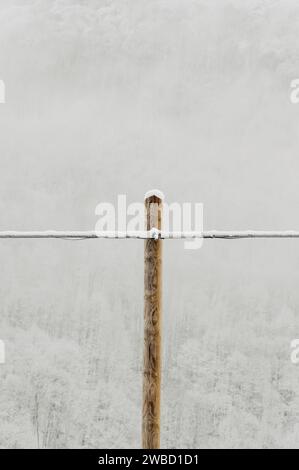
[143,193,163,449]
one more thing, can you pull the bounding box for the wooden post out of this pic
[143,190,163,449]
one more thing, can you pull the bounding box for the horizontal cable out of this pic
[185,230,299,239]
[1,229,299,240]
[0,231,146,239]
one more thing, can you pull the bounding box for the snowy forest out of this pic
[1,0,299,448]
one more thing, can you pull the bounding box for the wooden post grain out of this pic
[143,190,163,449]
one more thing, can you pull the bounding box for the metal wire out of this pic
[0,229,299,240]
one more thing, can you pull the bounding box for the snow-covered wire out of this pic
[1,229,299,239]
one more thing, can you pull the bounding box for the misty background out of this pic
[0,0,299,448]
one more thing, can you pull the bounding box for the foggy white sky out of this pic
[0,1,298,275]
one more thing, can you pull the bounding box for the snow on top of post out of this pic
[144,189,165,201]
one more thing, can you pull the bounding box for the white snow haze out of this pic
[0,0,299,448]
